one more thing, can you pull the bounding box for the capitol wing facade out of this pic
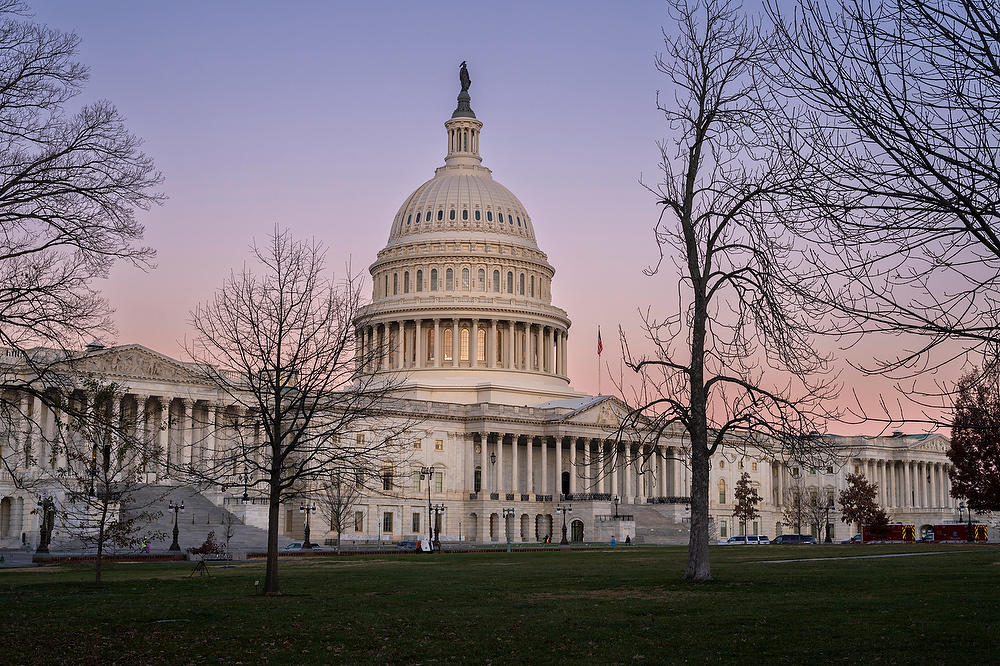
[0,73,975,550]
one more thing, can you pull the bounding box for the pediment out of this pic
[558,396,633,427]
[910,434,950,454]
[61,345,206,386]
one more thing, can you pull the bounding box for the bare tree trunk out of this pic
[686,435,711,580]
[264,483,281,595]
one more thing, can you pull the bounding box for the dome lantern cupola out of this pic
[445,61,483,168]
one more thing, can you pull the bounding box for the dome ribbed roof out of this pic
[387,167,536,246]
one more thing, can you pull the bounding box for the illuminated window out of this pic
[435,439,444,451]
[412,438,421,450]
[443,328,453,361]
[719,479,727,504]
[426,328,435,361]
[460,328,470,361]
[751,462,758,472]
[477,328,486,362]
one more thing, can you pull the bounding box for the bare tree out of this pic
[186,227,412,596]
[803,486,834,542]
[768,0,1000,419]
[0,0,161,487]
[617,0,837,581]
[781,483,808,534]
[44,380,165,584]
[317,470,363,553]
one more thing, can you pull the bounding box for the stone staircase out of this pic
[630,503,690,545]
[122,485,293,552]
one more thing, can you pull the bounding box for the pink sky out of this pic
[31,1,954,436]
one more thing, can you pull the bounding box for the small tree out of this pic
[50,381,165,583]
[803,488,834,542]
[732,472,761,536]
[838,473,889,532]
[317,470,363,553]
[781,484,808,534]
[949,371,1000,512]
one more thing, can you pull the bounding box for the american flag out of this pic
[597,326,603,356]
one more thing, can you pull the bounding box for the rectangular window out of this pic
[354,511,364,532]
[826,466,834,474]
[356,433,364,447]
[435,439,444,451]
[720,520,728,538]
[383,512,393,534]
[412,472,421,492]
[753,520,759,534]
[413,438,421,450]
[809,467,817,475]
[382,466,393,491]
[791,467,800,478]
[751,462,758,472]
[434,471,443,492]
[412,512,421,533]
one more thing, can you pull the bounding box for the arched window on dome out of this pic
[446,268,454,291]
[443,328,453,362]
[416,212,421,223]
[449,209,456,221]
[492,270,500,292]
[477,268,485,291]
[430,269,438,291]
[416,270,423,292]
[506,271,513,294]
[403,272,410,294]
[393,273,398,296]
[530,275,535,297]
[487,211,493,222]
[437,210,443,221]
[474,209,480,221]
[509,214,514,225]
[461,268,469,290]
[460,328,470,362]
[407,214,411,225]
[462,209,468,221]
[427,210,432,223]
[384,275,389,298]
[519,273,525,295]
[517,216,522,227]
[477,328,486,362]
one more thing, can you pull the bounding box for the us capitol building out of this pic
[0,69,971,550]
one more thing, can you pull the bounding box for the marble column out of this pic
[451,319,460,368]
[540,436,548,496]
[134,394,148,475]
[471,319,479,369]
[180,398,193,468]
[567,438,577,494]
[480,433,489,494]
[554,436,562,498]
[525,435,534,495]
[581,438,590,492]
[433,319,441,368]
[489,319,498,368]
[396,321,405,369]
[511,433,519,494]
[902,461,911,508]
[415,319,423,369]
[611,443,620,497]
[506,321,515,369]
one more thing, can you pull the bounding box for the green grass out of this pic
[1,545,997,664]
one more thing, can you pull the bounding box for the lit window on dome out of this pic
[416,270,423,292]
[443,328,453,361]
[477,328,486,362]
[487,211,493,222]
[437,210,443,221]
[475,210,480,221]
[460,328,470,361]
[449,209,456,221]
[462,209,468,221]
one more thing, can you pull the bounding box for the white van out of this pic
[720,534,770,545]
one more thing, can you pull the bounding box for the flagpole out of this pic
[597,325,602,396]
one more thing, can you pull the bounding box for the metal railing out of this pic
[646,496,691,504]
[562,493,612,501]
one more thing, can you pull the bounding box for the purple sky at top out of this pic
[30,1,945,435]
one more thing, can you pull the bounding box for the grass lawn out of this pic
[1,545,997,664]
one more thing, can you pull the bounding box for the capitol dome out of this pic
[354,65,580,406]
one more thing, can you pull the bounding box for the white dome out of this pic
[387,167,537,247]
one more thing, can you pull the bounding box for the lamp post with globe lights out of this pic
[556,503,572,545]
[431,504,446,551]
[299,502,317,549]
[167,500,184,551]
[420,466,435,546]
[502,507,515,553]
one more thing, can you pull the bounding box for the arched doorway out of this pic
[561,471,570,496]
[468,513,478,543]
[489,512,499,541]
[520,514,530,542]
[571,519,584,543]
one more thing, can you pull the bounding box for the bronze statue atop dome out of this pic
[460,61,471,92]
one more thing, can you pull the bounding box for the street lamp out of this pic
[490,452,497,495]
[299,501,317,549]
[613,495,620,518]
[556,503,572,545]
[959,501,973,543]
[168,500,184,551]
[35,497,55,554]
[824,502,835,544]
[502,507,515,553]
[420,466,435,547]
[238,467,253,504]
[431,503,446,551]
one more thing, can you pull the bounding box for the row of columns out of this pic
[473,433,690,502]
[861,458,956,510]
[357,319,569,377]
[7,390,255,483]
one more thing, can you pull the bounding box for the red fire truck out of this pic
[930,523,989,543]
[861,524,916,543]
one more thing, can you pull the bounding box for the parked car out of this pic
[396,540,420,552]
[719,535,770,545]
[283,542,324,551]
[772,534,817,545]
[840,534,863,544]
